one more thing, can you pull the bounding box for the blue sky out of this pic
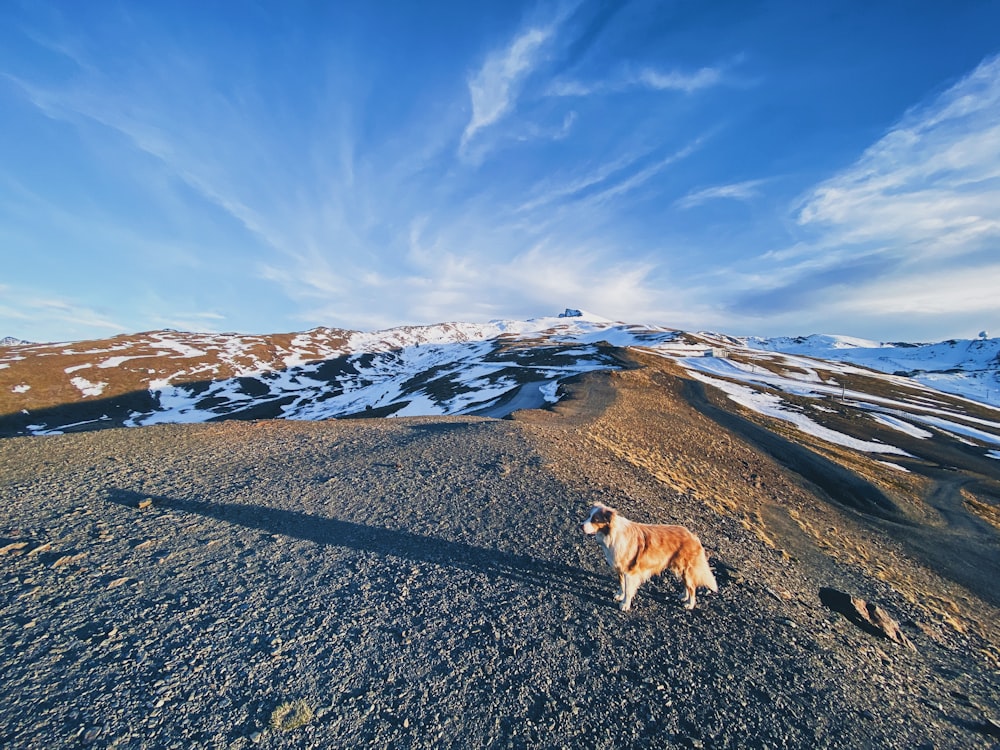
[2,1,999,344]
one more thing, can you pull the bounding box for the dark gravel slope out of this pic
[1,399,998,747]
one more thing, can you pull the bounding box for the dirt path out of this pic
[1,375,998,748]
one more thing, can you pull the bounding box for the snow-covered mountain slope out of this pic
[0,313,676,436]
[744,333,1000,405]
[637,330,1000,465]
[2,313,998,461]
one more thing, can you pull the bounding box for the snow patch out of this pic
[869,413,934,439]
[70,376,107,397]
[684,369,910,455]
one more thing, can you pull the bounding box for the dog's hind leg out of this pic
[682,577,697,610]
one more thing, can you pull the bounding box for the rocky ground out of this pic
[1,355,998,749]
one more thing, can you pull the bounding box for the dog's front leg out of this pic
[620,574,638,612]
[614,572,626,602]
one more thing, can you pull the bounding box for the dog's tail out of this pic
[693,551,718,593]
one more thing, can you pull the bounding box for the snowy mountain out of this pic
[1,314,998,459]
[744,333,1000,405]
[0,313,674,436]
[652,331,1000,464]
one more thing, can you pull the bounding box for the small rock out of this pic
[766,586,792,601]
[52,552,86,568]
[0,541,29,555]
[82,726,102,742]
[980,718,1000,738]
[819,587,916,650]
[139,499,154,510]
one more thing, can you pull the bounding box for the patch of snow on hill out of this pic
[642,338,1000,457]
[749,334,1000,406]
[905,413,1000,446]
[149,334,210,359]
[681,367,911,455]
[869,414,934,439]
[70,376,107,397]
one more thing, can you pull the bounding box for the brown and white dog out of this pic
[583,504,718,612]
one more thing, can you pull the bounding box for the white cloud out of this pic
[637,65,723,93]
[837,262,1000,317]
[391,217,673,328]
[548,63,727,97]
[461,25,556,153]
[675,179,766,209]
[154,311,226,333]
[0,288,127,342]
[584,138,705,205]
[796,54,1000,259]
[514,151,649,214]
[723,53,1000,339]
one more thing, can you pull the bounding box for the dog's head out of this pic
[582,504,615,537]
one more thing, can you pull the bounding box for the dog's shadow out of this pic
[106,488,658,608]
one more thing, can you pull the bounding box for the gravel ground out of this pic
[1,373,998,749]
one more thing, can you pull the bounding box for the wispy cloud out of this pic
[583,138,705,205]
[398,226,667,326]
[724,54,1000,335]
[460,24,558,155]
[6,4,994,347]
[638,66,723,92]
[796,53,1000,258]
[547,62,728,97]
[0,286,126,341]
[155,311,227,333]
[675,179,767,209]
[5,69,294,256]
[839,262,1000,317]
[514,151,649,213]
[502,136,706,248]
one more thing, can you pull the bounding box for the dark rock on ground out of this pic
[819,587,916,650]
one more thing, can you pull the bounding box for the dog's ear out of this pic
[596,506,615,524]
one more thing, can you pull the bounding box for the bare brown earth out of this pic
[1,352,999,748]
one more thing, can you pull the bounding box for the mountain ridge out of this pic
[1,313,998,442]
